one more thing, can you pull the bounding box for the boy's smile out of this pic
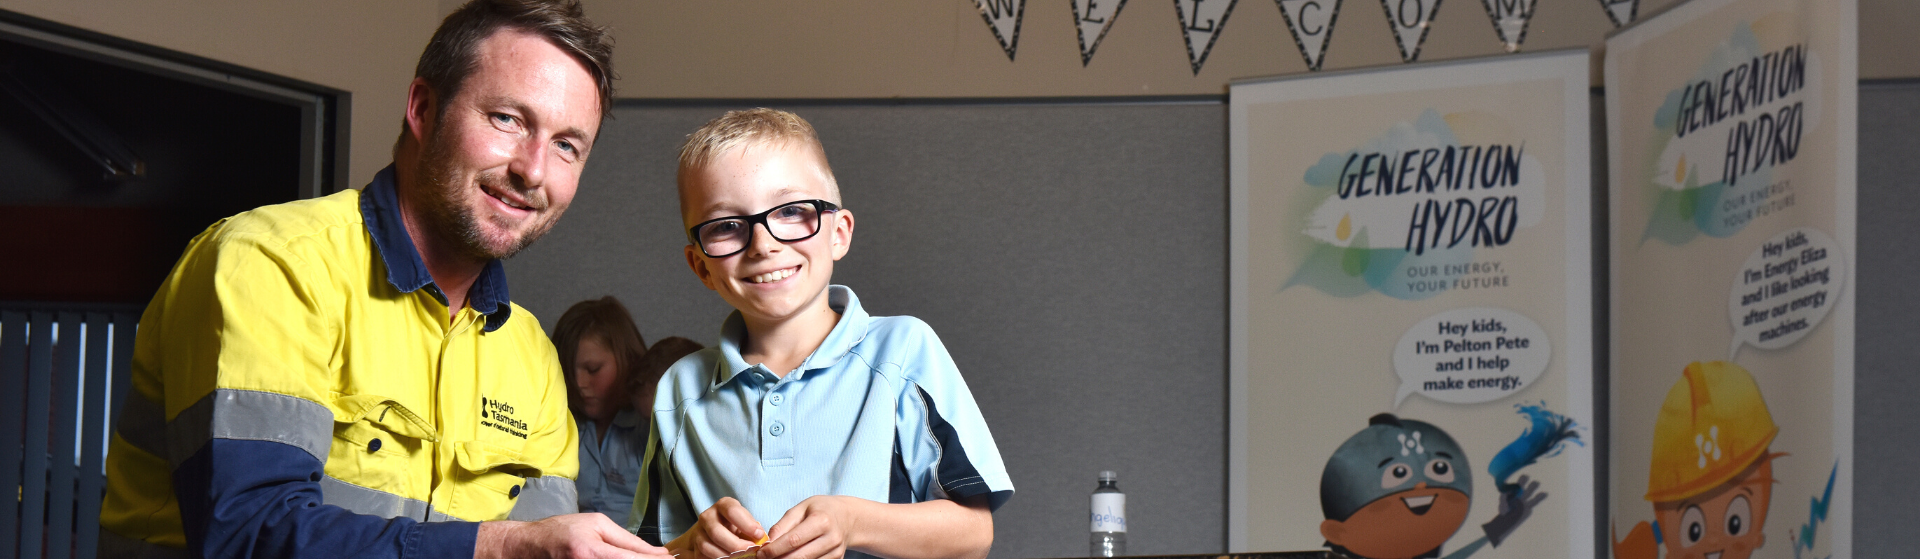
[682,142,854,331]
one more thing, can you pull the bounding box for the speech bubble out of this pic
[1393,307,1552,407]
[1727,227,1846,359]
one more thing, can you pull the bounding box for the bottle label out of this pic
[1090,493,1126,533]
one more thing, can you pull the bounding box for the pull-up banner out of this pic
[1228,49,1594,558]
[1604,0,1856,557]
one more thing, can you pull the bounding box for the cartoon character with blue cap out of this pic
[1320,413,1546,559]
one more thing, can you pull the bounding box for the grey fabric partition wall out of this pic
[507,101,1231,559]
[506,86,1920,558]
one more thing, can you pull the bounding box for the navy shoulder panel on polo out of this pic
[358,164,514,331]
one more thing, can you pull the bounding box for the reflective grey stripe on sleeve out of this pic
[507,475,578,521]
[426,508,461,523]
[164,389,334,466]
[113,391,169,459]
[319,475,432,521]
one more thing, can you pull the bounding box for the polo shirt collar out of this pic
[359,164,514,332]
[612,408,642,429]
[714,285,868,388]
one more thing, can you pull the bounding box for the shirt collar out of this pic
[612,407,642,429]
[359,164,514,332]
[713,285,868,389]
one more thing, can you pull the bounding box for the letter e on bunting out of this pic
[1480,0,1535,52]
[1175,0,1240,74]
[1073,0,1130,66]
[1596,0,1636,27]
[1380,0,1442,62]
[976,0,1026,61]
[1276,0,1342,71]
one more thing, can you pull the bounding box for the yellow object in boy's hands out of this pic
[755,535,770,546]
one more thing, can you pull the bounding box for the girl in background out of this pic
[629,336,706,414]
[554,296,650,525]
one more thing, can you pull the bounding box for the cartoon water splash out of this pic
[1790,462,1837,559]
[1487,402,1583,491]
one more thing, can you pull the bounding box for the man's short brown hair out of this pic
[416,0,616,123]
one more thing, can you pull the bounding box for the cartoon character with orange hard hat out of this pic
[1613,361,1783,559]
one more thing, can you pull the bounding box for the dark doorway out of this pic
[0,10,348,304]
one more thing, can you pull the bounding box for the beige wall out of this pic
[3,0,1914,184]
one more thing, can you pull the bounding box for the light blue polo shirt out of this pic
[631,286,1013,545]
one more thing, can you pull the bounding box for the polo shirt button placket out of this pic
[770,421,785,437]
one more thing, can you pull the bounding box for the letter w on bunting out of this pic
[1175,0,1240,74]
[1380,0,1441,62]
[975,0,1026,60]
[1276,0,1342,71]
[1072,0,1130,66]
[1480,0,1536,52]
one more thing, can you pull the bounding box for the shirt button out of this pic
[770,421,786,436]
[368,438,382,452]
[509,485,521,498]
[769,394,783,406]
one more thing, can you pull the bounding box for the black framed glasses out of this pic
[687,199,841,258]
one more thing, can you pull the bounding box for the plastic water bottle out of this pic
[1089,471,1126,557]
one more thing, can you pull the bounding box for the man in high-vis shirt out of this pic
[96,2,670,558]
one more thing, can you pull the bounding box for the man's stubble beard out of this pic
[413,125,564,261]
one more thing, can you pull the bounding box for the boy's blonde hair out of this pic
[677,108,841,208]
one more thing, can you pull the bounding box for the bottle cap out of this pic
[1098,470,1117,481]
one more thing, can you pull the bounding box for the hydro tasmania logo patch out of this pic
[480,396,529,439]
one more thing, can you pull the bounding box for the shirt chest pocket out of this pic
[444,441,544,522]
[327,395,436,501]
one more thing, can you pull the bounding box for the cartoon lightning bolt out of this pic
[1790,462,1837,559]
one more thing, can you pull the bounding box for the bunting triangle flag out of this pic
[1175,0,1240,74]
[1379,0,1442,62]
[976,0,1027,61]
[1480,0,1536,52]
[1072,0,1130,66]
[1276,0,1342,71]
[1597,0,1637,27]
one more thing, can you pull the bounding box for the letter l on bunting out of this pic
[1277,0,1342,71]
[976,0,1026,60]
[1176,0,1240,74]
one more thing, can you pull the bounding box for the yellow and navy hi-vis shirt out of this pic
[98,166,580,559]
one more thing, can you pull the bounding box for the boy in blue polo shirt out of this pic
[632,108,1013,559]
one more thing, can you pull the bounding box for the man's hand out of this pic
[477,513,671,559]
[669,497,766,559]
[759,496,860,559]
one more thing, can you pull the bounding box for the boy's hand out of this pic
[476,513,672,559]
[672,496,767,559]
[759,495,861,559]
